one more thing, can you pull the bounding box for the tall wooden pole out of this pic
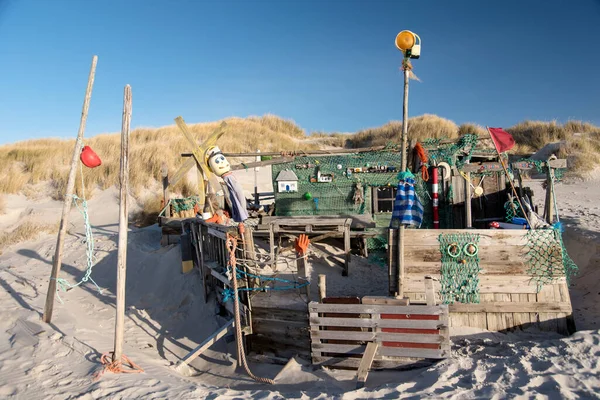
[397,66,410,298]
[43,55,98,323]
[113,85,132,362]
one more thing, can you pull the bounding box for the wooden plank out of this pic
[402,229,528,247]
[356,342,378,389]
[554,284,569,335]
[379,347,448,359]
[177,320,234,368]
[538,285,558,332]
[404,261,530,276]
[211,268,231,287]
[261,215,376,229]
[208,227,227,240]
[404,275,566,294]
[312,356,428,370]
[468,309,488,330]
[310,317,445,330]
[512,293,529,330]
[309,302,446,315]
[362,296,409,306]
[310,331,445,344]
[494,293,514,331]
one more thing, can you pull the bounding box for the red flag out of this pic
[487,127,515,153]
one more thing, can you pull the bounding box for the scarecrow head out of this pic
[206,146,231,177]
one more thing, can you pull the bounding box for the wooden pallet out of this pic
[309,301,450,369]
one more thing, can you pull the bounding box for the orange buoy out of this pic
[80,146,102,168]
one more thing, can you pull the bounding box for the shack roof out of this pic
[275,169,299,181]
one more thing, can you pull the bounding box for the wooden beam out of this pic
[113,84,132,362]
[43,55,98,324]
[230,157,295,171]
[183,145,396,158]
[161,163,170,218]
[176,319,234,370]
[356,342,378,389]
[318,274,326,302]
[169,121,227,189]
[449,302,572,313]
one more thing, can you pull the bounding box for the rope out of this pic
[226,233,275,385]
[54,160,103,304]
[414,142,429,181]
[93,351,144,380]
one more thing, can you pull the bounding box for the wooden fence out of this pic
[309,301,450,369]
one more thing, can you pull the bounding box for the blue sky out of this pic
[0,0,599,144]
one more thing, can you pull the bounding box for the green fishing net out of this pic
[524,228,578,292]
[438,232,482,304]
[171,196,199,213]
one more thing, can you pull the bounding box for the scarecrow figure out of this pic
[206,146,249,223]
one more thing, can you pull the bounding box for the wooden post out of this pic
[113,85,132,363]
[269,223,276,269]
[465,171,472,228]
[397,228,405,297]
[318,274,326,302]
[395,66,410,299]
[343,223,351,277]
[161,163,170,218]
[545,166,555,224]
[296,255,311,300]
[43,55,98,324]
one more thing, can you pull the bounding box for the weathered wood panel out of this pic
[389,228,574,335]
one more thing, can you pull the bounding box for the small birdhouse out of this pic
[275,169,299,193]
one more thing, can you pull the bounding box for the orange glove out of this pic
[295,234,310,256]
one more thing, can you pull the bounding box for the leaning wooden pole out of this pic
[43,55,98,323]
[113,85,132,363]
[485,126,532,228]
[396,66,410,298]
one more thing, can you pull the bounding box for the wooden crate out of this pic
[309,301,450,369]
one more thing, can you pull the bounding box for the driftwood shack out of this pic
[168,129,577,384]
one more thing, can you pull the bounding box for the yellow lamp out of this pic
[395,30,415,51]
[395,30,421,59]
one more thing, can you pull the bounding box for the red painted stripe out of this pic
[382,328,439,334]
[380,314,439,320]
[382,342,440,349]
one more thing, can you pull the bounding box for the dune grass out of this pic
[0,195,5,214]
[1,114,599,204]
[0,114,313,200]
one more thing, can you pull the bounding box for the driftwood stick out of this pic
[113,85,132,362]
[43,55,98,323]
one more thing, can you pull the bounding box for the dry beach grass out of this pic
[0,114,599,202]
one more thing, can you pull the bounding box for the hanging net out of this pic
[524,228,578,292]
[438,232,482,304]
